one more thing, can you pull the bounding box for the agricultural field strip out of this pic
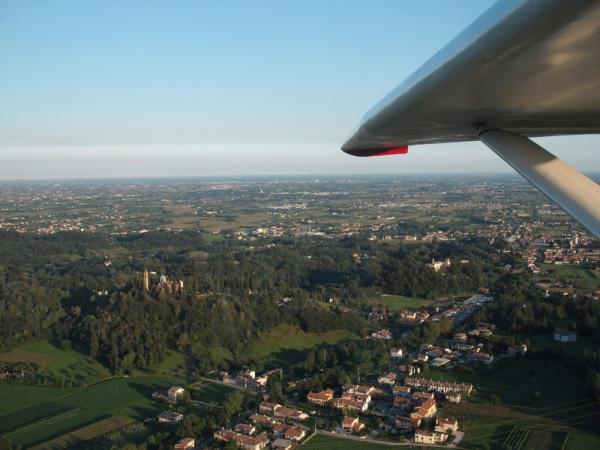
[463,405,600,439]
[503,427,530,450]
[460,401,600,443]
[2,374,177,438]
[30,416,133,450]
[0,402,75,434]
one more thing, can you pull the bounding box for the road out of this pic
[314,430,458,448]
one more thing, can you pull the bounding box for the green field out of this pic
[423,357,600,450]
[0,384,76,415]
[195,381,236,403]
[0,402,74,434]
[521,333,596,361]
[0,340,111,385]
[301,433,429,449]
[131,349,187,377]
[0,341,193,447]
[366,294,435,311]
[445,401,598,450]
[427,358,593,408]
[30,416,134,450]
[246,324,357,365]
[540,263,600,290]
[3,376,181,447]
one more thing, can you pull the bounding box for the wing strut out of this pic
[479,128,600,239]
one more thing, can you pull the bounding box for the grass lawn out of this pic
[192,380,237,405]
[4,376,182,447]
[301,433,429,449]
[366,294,435,311]
[246,324,357,365]
[0,340,111,384]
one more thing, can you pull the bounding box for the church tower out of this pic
[143,268,149,292]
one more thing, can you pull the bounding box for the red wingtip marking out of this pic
[369,146,409,156]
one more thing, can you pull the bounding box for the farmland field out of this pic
[3,376,181,448]
[30,416,134,450]
[445,400,599,450]
[0,402,74,434]
[0,384,75,415]
[504,427,568,450]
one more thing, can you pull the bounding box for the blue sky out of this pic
[0,0,598,179]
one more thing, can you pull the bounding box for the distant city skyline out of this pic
[1,0,599,179]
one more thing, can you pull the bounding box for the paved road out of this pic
[314,430,454,448]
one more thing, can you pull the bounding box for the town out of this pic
[0,176,598,450]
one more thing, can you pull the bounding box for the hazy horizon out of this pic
[1,0,599,179]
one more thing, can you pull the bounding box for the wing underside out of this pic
[342,0,600,239]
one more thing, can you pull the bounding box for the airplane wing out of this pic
[342,0,600,239]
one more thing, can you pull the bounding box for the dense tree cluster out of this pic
[0,230,506,376]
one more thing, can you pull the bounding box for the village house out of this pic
[445,392,462,403]
[414,430,448,444]
[453,332,467,342]
[174,437,195,450]
[273,405,309,421]
[271,438,292,450]
[333,397,368,412]
[390,347,403,358]
[342,416,365,433]
[411,391,435,402]
[342,391,372,404]
[400,310,418,321]
[307,389,334,405]
[371,328,393,340]
[392,385,411,397]
[271,423,306,441]
[435,417,459,433]
[430,258,451,272]
[378,372,397,385]
[410,397,437,419]
[405,377,473,395]
[259,401,279,415]
[343,384,376,396]
[167,386,185,404]
[157,411,184,424]
[398,365,420,377]
[396,416,421,431]
[249,413,276,426]
[214,429,269,450]
[466,351,494,365]
[234,423,256,436]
